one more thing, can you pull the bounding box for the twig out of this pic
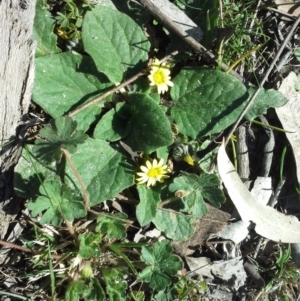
[0,239,35,254]
[267,177,286,207]
[138,0,244,82]
[258,115,274,177]
[0,239,61,259]
[67,70,146,117]
[236,124,250,181]
[266,6,297,20]
[249,0,262,30]
[225,14,300,146]
[61,148,89,211]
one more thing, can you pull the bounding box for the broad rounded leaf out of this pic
[93,107,131,142]
[33,0,61,57]
[170,67,248,138]
[123,93,174,152]
[66,138,136,206]
[82,6,150,83]
[153,209,196,241]
[33,52,113,131]
[245,87,288,120]
[136,185,161,226]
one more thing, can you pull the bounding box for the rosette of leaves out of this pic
[139,240,183,291]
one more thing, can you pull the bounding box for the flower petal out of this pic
[146,160,152,169]
[140,166,148,173]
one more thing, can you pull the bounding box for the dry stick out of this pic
[61,148,89,211]
[0,239,35,254]
[266,6,297,20]
[249,0,262,30]
[258,115,275,178]
[67,70,146,117]
[0,239,61,259]
[139,0,244,82]
[225,14,300,146]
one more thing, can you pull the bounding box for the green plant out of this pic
[11,0,291,299]
[221,0,271,73]
[55,0,95,40]
[259,245,300,301]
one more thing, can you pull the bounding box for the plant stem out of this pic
[67,70,146,117]
[61,148,89,210]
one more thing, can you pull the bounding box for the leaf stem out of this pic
[61,148,89,210]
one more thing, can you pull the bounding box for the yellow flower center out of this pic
[153,70,166,84]
[147,167,163,178]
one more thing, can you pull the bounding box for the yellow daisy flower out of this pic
[136,158,170,187]
[148,58,174,94]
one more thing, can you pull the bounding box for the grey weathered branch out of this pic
[0,0,36,255]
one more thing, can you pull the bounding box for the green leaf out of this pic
[78,232,102,258]
[130,291,145,301]
[33,52,113,131]
[93,106,131,142]
[149,271,172,291]
[136,185,161,226]
[244,87,288,120]
[102,267,127,301]
[96,213,127,239]
[94,93,173,152]
[82,6,150,83]
[66,138,136,206]
[14,145,56,199]
[83,279,105,301]
[66,281,86,301]
[28,177,86,226]
[33,116,87,163]
[33,0,61,57]
[156,146,169,164]
[170,67,288,138]
[153,210,196,241]
[139,241,183,291]
[169,172,225,217]
[124,93,174,152]
[138,266,153,283]
[170,67,248,138]
[294,48,300,62]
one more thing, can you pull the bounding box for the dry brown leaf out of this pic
[172,204,230,256]
[217,142,300,243]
